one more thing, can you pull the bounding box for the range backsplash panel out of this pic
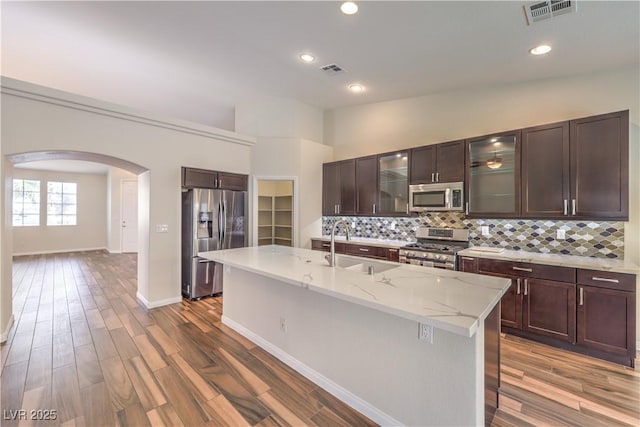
[322,212,625,259]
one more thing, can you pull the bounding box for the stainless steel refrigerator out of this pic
[181,188,247,299]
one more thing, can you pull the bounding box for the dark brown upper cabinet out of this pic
[356,155,378,215]
[377,150,410,216]
[410,140,465,184]
[521,110,629,220]
[465,131,521,218]
[322,160,356,216]
[182,167,248,191]
[521,121,570,218]
[570,110,629,220]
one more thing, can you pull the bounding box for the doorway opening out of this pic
[3,150,149,342]
[253,177,298,247]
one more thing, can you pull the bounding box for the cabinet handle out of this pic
[338,204,341,214]
[592,276,619,284]
[563,199,568,216]
[436,172,439,182]
[334,204,338,214]
[359,248,370,252]
[389,249,398,252]
[465,202,469,215]
[215,178,218,188]
[218,178,222,187]
[431,172,435,182]
[460,256,474,261]
[406,203,409,214]
[524,279,528,296]
[579,287,584,305]
[516,278,521,295]
[373,203,376,214]
[512,266,533,273]
[572,199,576,216]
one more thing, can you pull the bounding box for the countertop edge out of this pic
[458,248,640,275]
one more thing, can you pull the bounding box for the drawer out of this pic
[577,269,636,292]
[478,258,576,283]
[387,248,400,262]
[311,240,346,253]
[344,244,388,259]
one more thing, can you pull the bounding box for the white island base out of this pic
[219,264,500,426]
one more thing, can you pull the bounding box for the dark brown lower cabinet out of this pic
[462,256,636,367]
[577,285,635,357]
[500,278,523,330]
[523,278,576,343]
[310,239,400,262]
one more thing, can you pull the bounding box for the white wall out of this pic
[324,64,640,343]
[12,168,108,255]
[1,160,14,343]
[1,77,253,331]
[107,166,138,253]
[236,95,324,143]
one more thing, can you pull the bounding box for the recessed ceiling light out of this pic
[341,2,358,15]
[490,138,498,142]
[348,83,364,93]
[529,45,552,55]
[299,53,315,63]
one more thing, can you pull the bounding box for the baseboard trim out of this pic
[136,292,182,309]
[222,315,402,427]
[13,247,107,257]
[107,248,122,254]
[1,314,15,343]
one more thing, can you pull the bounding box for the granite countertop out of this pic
[199,245,510,337]
[458,247,640,275]
[311,235,409,249]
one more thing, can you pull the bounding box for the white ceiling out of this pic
[2,1,639,131]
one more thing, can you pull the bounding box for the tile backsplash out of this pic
[322,212,625,259]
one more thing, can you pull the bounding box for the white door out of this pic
[121,180,138,253]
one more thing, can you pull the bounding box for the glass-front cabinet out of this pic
[466,131,521,217]
[378,150,410,215]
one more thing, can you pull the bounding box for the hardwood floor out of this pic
[2,251,376,426]
[1,251,638,426]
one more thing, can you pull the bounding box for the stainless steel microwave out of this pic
[409,182,464,212]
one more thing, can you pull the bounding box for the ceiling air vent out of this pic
[320,63,345,75]
[524,0,577,25]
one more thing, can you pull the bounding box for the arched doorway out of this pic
[2,150,150,342]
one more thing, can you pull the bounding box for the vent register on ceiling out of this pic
[525,0,577,25]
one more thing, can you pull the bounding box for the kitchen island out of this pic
[200,245,510,426]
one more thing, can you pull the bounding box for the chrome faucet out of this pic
[325,220,351,267]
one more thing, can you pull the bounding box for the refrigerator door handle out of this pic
[221,200,227,247]
[217,202,223,245]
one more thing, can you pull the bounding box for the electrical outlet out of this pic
[418,323,433,343]
[279,317,287,333]
[481,225,490,236]
[389,222,396,230]
[556,229,566,240]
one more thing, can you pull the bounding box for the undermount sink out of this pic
[331,255,398,274]
[333,256,363,269]
[346,261,399,274]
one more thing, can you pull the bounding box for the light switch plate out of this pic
[556,229,566,240]
[155,224,169,233]
[481,225,490,236]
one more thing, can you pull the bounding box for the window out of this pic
[13,179,40,226]
[47,182,77,226]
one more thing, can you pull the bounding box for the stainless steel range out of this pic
[399,227,469,270]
